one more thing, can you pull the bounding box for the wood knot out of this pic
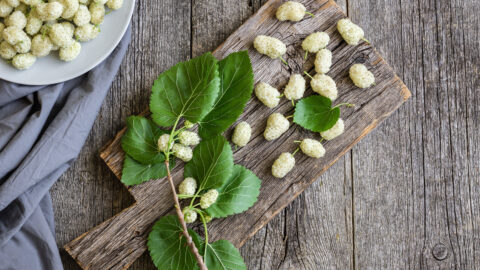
[432,243,448,261]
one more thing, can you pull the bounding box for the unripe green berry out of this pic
[184,120,194,129]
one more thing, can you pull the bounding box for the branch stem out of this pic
[303,71,313,79]
[165,161,207,270]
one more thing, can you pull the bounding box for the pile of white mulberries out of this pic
[0,0,124,70]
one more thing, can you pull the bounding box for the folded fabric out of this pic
[0,27,131,270]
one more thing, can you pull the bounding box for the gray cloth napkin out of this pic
[0,27,131,270]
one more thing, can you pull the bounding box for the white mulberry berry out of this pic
[74,23,99,42]
[0,1,13,18]
[300,138,325,158]
[200,189,218,209]
[31,35,53,57]
[3,26,30,53]
[12,52,35,69]
[337,18,365,46]
[276,1,306,22]
[178,131,200,146]
[302,32,329,53]
[25,14,42,36]
[5,11,27,29]
[178,177,197,196]
[314,49,332,74]
[255,82,280,108]
[59,40,81,61]
[49,23,74,48]
[172,143,192,162]
[106,0,122,10]
[0,41,16,59]
[349,63,375,88]
[253,35,286,59]
[3,26,23,44]
[157,134,171,152]
[89,2,104,25]
[310,74,337,101]
[320,118,344,140]
[183,208,197,223]
[74,5,91,26]
[61,22,75,38]
[36,2,64,21]
[232,121,251,147]
[284,74,305,101]
[272,152,295,178]
[264,113,290,141]
[62,0,79,19]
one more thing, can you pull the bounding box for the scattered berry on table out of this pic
[276,1,307,22]
[272,152,295,178]
[253,35,287,59]
[300,138,325,158]
[320,118,344,140]
[232,121,251,147]
[310,74,338,101]
[302,31,329,53]
[314,48,332,74]
[255,82,281,108]
[264,113,290,141]
[284,74,306,101]
[349,63,375,88]
[337,18,365,46]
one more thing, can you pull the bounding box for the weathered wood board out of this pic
[65,0,411,269]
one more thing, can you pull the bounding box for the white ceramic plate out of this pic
[0,0,135,85]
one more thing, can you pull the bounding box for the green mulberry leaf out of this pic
[198,51,254,139]
[293,95,340,132]
[150,52,220,127]
[121,116,166,164]
[184,136,233,191]
[205,165,261,218]
[204,240,246,270]
[120,155,174,186]
[148,215,203,270]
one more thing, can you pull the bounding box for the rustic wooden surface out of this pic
[51,0,480,269]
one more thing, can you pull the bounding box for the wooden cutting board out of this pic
[65,0,411,269]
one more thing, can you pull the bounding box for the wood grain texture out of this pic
[63,0,410,269]
[349,0,480,269]
[53,0,480,270]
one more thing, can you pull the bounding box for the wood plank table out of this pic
[52,0,480,269]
